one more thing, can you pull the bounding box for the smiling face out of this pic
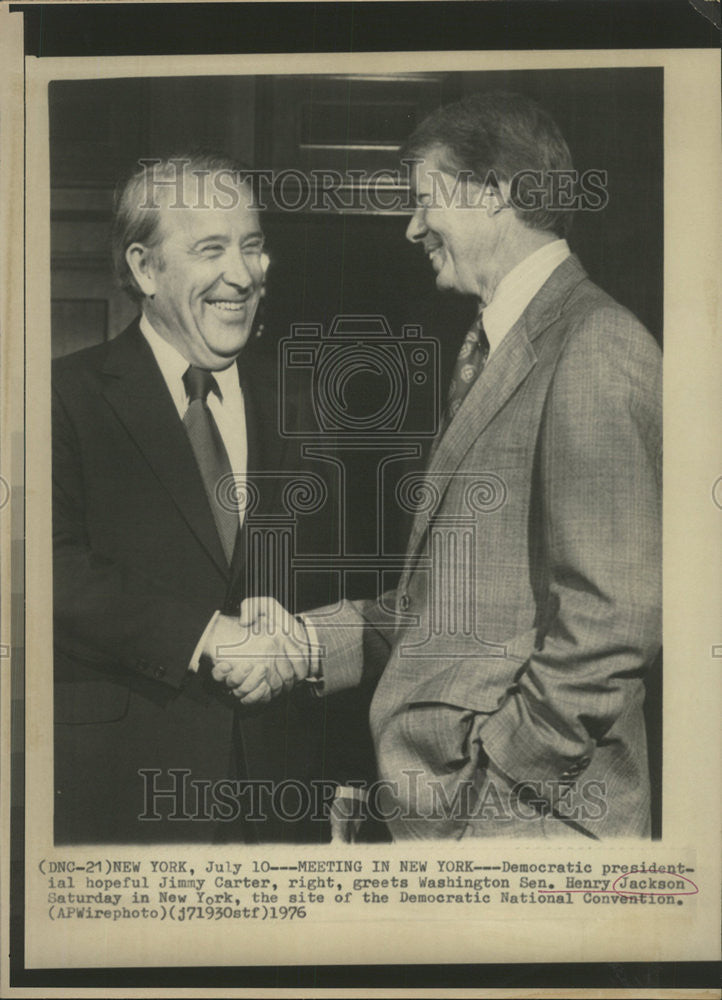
[406,147,505,301]
[128,176,267,369]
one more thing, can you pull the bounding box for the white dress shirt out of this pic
[139,314,248,517]
[139,314,248,671]
[483,238,571,354]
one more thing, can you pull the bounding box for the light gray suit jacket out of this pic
[306,255,662,839]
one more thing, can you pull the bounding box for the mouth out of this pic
[205,298,250,314]
[424,240,445,271]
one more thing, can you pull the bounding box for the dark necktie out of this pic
[182,365,239,565]
[441,312,490,434]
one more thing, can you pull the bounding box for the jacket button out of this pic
[399,593,410,612]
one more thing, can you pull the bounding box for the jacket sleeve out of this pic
[476,307,662,785]
[52,384,212,690]
[303,591,398,696]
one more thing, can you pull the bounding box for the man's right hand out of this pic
[204,605,310,705]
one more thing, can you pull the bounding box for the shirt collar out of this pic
[139,313,189,393]
[139,313,240,403]
[482,239,571,353]
[213,358,242,401]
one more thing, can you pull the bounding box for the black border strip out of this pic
[10,961,722,989]
[10,0,721,57]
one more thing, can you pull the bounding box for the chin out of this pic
[435,273,455,292]
[211,327,252,351]
[220,343,250,362]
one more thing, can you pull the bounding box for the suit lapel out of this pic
[402,254,588,572]
[401,326,537,572]
[101,322,229,578]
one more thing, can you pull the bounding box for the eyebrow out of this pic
[191,231,264,249]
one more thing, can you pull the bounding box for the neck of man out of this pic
[477,225,560,307]
[141,304,237,372]
[142,303,184,355]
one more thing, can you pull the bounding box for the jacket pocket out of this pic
[400,701,480,772]
[403,627,538,714]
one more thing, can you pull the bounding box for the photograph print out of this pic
[49,65,663,846]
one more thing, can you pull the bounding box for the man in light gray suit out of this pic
[226,92,662,840]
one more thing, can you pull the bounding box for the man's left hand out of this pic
[212,598,311,704]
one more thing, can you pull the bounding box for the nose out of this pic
[222,247,254,289]
[405,206,427,244]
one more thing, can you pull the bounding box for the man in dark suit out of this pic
[236,93,662,839]
[53,152,322,843]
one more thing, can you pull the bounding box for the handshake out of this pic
[203,597,315,705]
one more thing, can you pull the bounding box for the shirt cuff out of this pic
[298,613,323,690]
[188,610,221,673]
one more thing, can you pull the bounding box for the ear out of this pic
[125,243,159,298]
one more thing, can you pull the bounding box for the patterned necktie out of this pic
[442,312,490,431]
[182,365,238,565]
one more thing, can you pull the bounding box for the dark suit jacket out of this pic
[307,256,662,839]
[53,320,326,843]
